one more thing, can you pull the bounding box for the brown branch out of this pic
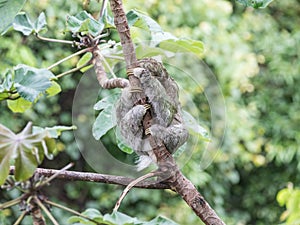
[9,167,169,189]
[92,46,129,89]
[109,0,137,69]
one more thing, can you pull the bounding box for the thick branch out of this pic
[109,0,137,69]
[9,167,168,189]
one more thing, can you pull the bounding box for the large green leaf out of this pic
[66,11,104,36]
[93,94,119,140]
[92,105,116,140]
[93,93,119,111]
[103,211,138,225]
[14,64,55,102]
[126,10,204,57]
[159,39,204,58]
[127,9,163,33]
[13,12,47,35]
[236,0,274,8]
[0,122,72,184]
[0,122,53,184]
[0,0,26,34]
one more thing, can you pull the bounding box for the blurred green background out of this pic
[0,0,299,224]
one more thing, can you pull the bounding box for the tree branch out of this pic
[9,167,169,189]
[92,46,129,88]
[105,1,226,224]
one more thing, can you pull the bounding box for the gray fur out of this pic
[115,62,189,170]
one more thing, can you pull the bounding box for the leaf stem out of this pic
[34,196,59,225]
[100,52,117,78]
[36,34,79,46]
[0,196,23,210]
[93,29,110,42]
[47,47,92,70]
[54,61,92,79]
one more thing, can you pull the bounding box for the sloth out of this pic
[115,59,188,170]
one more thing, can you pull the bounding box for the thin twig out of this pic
[101,53,118,78]
[54,61,92,79]
[13,211,27,225]
[47,47,92,70]
[114,171,160,211]
[93,29,110,42]
[36,163,74,188]
[0,195,23,210]
[45,200,101,225]
[34,197,59,225]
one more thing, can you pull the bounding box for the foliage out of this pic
[0,0,299,225]
[0,0,26,33]
[236,0,274,9]
[0,122,74,185]
[69,209,178,225]
[277,184,300,225]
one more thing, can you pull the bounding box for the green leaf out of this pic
[7,97,32,112]
[0,0,26,34]
[92,105,116,140]
[68,208,104,224]
[98,6,115,29]
[66,11,103,36]
[81,208,103,218]
[103,211,138,225]
[276,188,292,206]
[14,146,38,181]
[0,125,15,185]
[46,81,61,97]
[143,216,179,225]
[159,39,204,58]
[127,9,163,33]
[0,93,10,101]
[0,122,57,184]
[0,70,14,91]
[116,129,133,154]
[93,94,120,140]
[236,0,274,9]
[183,110,210,141]
[94,93,119,111]
[13,12,47,35]
[135,45,167,59]
[77,52,93,72]
[14,64,55,102]
[13,12,33,35]
[33,12,47,33]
